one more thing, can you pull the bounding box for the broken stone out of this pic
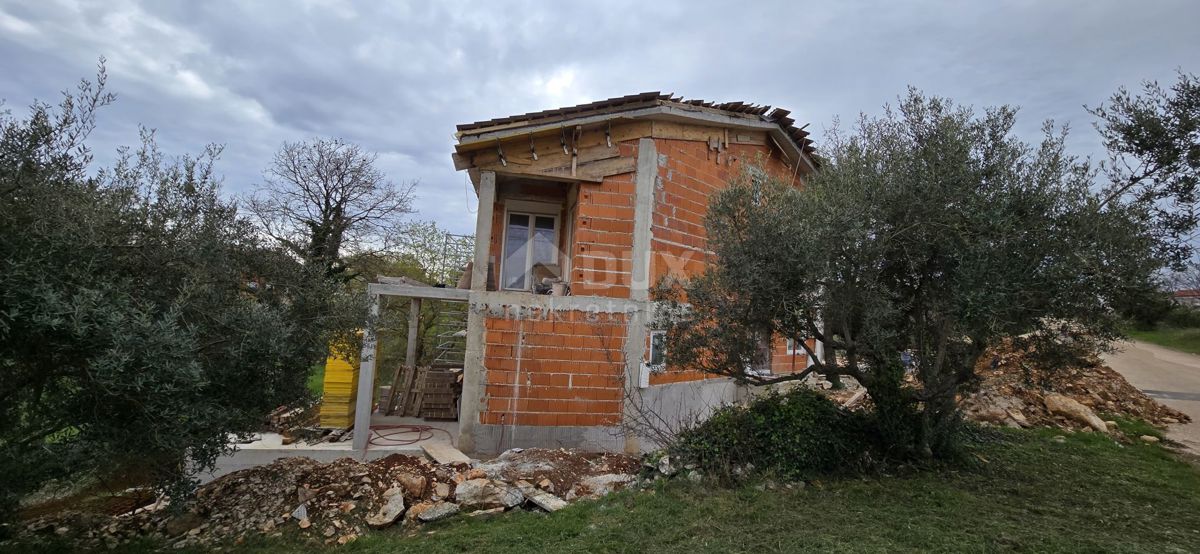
[433,482,451,499]
[297,486,317,504]
[467,507,505,517]
[1007,409,1030,428]
[537,478,554,492]
[465,468,487,480]
[397,472,427,499]
[1140,435,1161,443]
[454,479,523,510]
[298,518,311,529]
[416,501,460,523]
[686,471,703,483]
[515,480,568,512]
[657,455,675,476]
[365,487,406,528]
[405,501,433,523]
[578,474,635,497]
[163,513,204,537]
[1044,394,1108,433]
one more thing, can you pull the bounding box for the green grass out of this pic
[1101,412,1167,440]
[1128,326,1200,354]
[306,363,325,397]
[23,428,1199,553]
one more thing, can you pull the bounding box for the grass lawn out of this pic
[50,428,1199,554]
[1128,326,1200,354]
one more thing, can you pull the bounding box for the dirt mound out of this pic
[18,448,640,550]
[962,340,1190,431]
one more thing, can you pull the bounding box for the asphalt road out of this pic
[1103,340,1200,452]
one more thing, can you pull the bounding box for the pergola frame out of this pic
[351,171,496,451]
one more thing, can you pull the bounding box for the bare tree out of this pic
[247,138,415,278]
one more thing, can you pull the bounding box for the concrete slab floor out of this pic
[200,417,458,483]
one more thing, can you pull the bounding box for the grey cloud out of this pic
[1,0,1198,233]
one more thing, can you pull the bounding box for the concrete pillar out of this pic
[622,138,659,453]
[352,289,381,451]
[458,171,496,453]
[470,171,497,292]
[629,138,657,301]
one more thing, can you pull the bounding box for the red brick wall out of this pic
[769,336,814,375]
[480,309,627,427]
[570,142,638,298]
[649,139,795,285]
[646,139,800,386]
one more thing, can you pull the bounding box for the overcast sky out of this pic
[1,0,1197,234]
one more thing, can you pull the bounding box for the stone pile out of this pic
[18,448,640,549]
[961,339,1190,432]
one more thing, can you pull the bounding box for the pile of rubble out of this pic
[961,340,1190,432]
[19,448,640,550]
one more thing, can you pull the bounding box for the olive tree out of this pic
[660,90,1163,457]
[1089,70,1199,269]
[0,67,360,525]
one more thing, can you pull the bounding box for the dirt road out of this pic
[1103,341,1200,452]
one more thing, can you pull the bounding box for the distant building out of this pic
[1173,289,1200,308]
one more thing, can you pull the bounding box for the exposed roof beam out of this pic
[455,104,816,174]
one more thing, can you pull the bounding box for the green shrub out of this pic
[670,388,872,481]
[1163,305,1200,328]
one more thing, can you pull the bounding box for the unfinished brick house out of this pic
[352,92,820,455]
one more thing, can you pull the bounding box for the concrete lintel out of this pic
[469,290,645,315]
[367,283,470,301]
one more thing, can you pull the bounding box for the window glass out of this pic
[502,213,530,289]
[531,216,557,266]
[649,331,666,367]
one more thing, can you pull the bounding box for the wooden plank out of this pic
[459,120,651,158]
[422,442,472,464]
[410,367,427,417]
[451,152,472,171]
[480,156,635,183]
[477,143,619,170]
[383,364,405,416]
[652,120,733,143]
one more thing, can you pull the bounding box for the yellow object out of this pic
[319,354,358,429]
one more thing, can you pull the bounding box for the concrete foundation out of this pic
[205,417,457,483]
[469,424,625,455]
[628,376,744,451]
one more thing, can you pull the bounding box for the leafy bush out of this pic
[0,65,361,527]
[670,388,872,481]
[1163,305,1200,328]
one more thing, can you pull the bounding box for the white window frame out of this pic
[785,337,803,355]
[643,330,667,374]
[499,207,560,291]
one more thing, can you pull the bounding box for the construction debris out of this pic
[961,339,1190,432]
[17,448,639,550]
